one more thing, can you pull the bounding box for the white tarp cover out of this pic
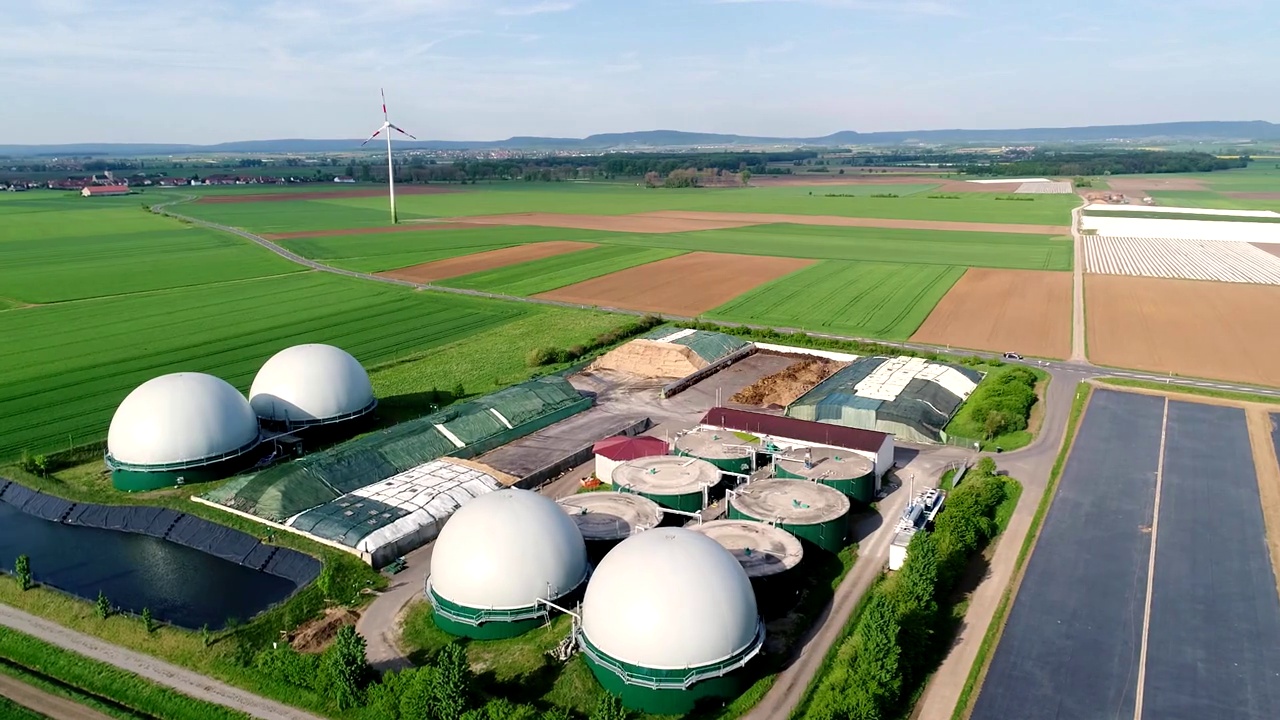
[855,356,928,401]
[653,328,698,343]
[1084,204,1280,218]
[967,177,1051,184]
[346,460,502,554]
[1081,215,1280,243]
[913,364,979,400]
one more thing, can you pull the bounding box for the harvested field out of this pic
[195,185,459,203]
[749,174,947,186]
[932,181,1026,193]
[1086,275,1280,387]
[377,241,596,283]
[590,339,706,378]
[264,222,478,240]
[632,210,1070,235]
[1106,177,1208,194]
[442,212,759,233]
[730,358,846,408]
[1084,236,1280,284]
[536,251,814,316]
[1228,192,1280,200]
[910,268,1072,358]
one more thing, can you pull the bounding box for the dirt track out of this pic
[910,268,1073,359]
[378,241,595,283]
[633,210,1069,235]
[1229,192,1280,200]
[0,673,114,720]
[1086,274,1280,386]
[448,212,759,233]
[535,251,813,315]
[196,186,459,203]
[265,223,478,240]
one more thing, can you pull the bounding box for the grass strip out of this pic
[1098,377,1280,406]
[0,626,250,720]
[0,693,48,720]
[949,382,1092,720]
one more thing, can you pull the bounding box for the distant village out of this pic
[0,168,358,195]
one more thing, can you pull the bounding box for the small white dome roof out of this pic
[430,489,588,610]
[107,373,260,466]
[249,344,374,424]
[581,527,761,669]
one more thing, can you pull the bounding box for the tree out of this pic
[360,163,373,182]
[451,382,466,401]
[142,607,155,633]
[983,409,1010,440]
[96,590,111,619]
[740,169,752,185]
[589,694,628,720]
[850,593,903,713]
[316,562,335,601]
[321,624,369,709]
[14,555,31,591]
[432,642,471,719]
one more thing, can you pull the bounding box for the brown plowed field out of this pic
[1086,275,1280,386]
[633,210,1069,235]
[265,222,478,240]
[910,268,1072,359]
[449,212,759,233]
[1105,177,1208,193]
[536,251,814,315]
[931,180,1027,193]
[196,185,459,203]
[1228,192,1280,200]
[378,241,596,283]
[748,174,948,186]
[1254,243,1280,258]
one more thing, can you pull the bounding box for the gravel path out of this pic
[0,606,321,720]
[0,672,115,720]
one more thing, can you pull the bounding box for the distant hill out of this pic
[3,121,1278,156]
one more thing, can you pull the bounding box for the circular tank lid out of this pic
[581,528,762,669]
[107,372,260,467]
[774,447,873,480]
[731,479,850,525]
[558,492,664,541]
[612,455,720,497]
[430,489,588,610]
[688,519,804,578]
[249,343,374,424]
[674,427,756,461]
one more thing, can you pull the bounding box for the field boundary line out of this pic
[1244,408,1280,606]
[1132,397,1169,720]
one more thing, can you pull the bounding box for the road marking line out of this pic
[1133,397,1169,720]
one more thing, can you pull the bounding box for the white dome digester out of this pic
[107,372,260,467]
[429,489,589,614]
[579,527,764,672]
[249,343,375,426]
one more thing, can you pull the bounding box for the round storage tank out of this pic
[578,528,765,714]
[428,489,588,639]
[728,479,850,553]
[673,427,755,473]
[774,448,877,505]
[687,519,803,581]
[612,456,719,513]
[249,344,375,428]
[106,373,261,492]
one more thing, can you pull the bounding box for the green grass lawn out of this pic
[0,193,302,303]
[441,245,685,295]
[705,260,964,340]
[175,182,1080,234]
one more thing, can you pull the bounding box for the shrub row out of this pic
[805,459,1017,720]
[527,314,663,367]
[963,367,1039,440]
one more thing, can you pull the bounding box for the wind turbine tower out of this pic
[361,89,417,224]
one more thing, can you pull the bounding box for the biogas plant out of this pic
[99,330,982,713]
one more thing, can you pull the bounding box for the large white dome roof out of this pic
[107,373,260,466]
[430,489,588,610]
[581,527,761,669]
[249,344,374,424]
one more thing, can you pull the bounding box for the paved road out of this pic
[0,672,115,720]
[0,607,321,720]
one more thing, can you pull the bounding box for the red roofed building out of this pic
[81,185,130,197]
[593,435,669,485]
[700,407,894,480]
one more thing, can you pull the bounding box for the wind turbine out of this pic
[361,89,417,224]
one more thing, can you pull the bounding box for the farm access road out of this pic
[0,672,115,720]
[0,605,321,720]
[148,196,1280,719]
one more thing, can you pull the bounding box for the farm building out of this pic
[612,455,721,513]
[590,329,749,379]
[428,489,588,639]
[786,356,980,444]
[286,458,505,569]
[593,435,668,485]
[700,407,893,502]
[728,479,850,553]
[249,344,376,430]
[106,373,262,491]
[81,184,129,197]
[578,528,765,714]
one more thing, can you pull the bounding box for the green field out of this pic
[1082,207,1280,222]
[0,193,302,303]
[281,225,612,273]
[441,245,685,295]
[706,260,965,339]
[174,182,1080,233]
[1148,190,1280,211]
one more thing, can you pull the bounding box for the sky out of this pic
[1,0,1276,144]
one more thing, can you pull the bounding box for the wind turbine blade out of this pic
[359,127,383,146]
[389,123,417,140]
[381,88,388,121]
